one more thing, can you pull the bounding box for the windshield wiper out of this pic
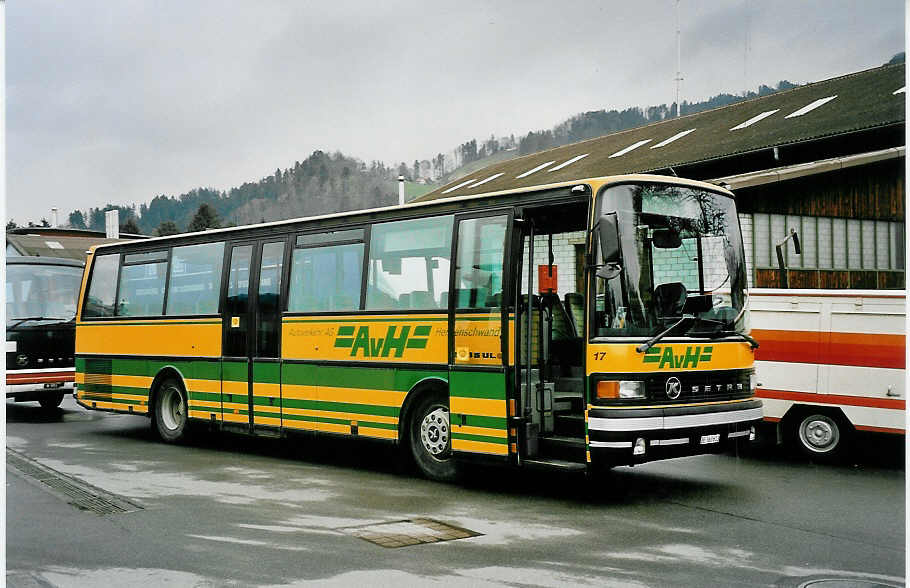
[636,315,694,353]
[8,316,70,329]
[720,330,759,349]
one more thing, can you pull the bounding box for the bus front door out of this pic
[449,212,511,461]
[221,239,287,433]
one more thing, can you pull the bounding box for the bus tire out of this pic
[787,409,851,462]
[38,392,65,411]
[153,378,189,443]
[408,391,459,482]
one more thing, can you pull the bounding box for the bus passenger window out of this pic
[83,254,119,317]
[288,243,363,312]
[454,215,507,309]
[117,260,167,316]
[366,215,453,311]
[166,242,225,316]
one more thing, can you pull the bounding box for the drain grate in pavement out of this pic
[342,518,481,548]
[6,448,143,515]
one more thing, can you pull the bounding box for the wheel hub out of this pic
[161,387,185,432]
[420,407,450,457]
[800,416,839,452]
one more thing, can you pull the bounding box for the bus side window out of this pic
[366,215,453,311]
[454,215,507,310]
[166,242,225,316]
[288,242,364,313]
[83,254,119,318]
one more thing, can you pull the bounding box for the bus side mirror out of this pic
[597,214,620,264]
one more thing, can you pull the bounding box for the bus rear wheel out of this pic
[154,378,189,443]
[408,392,459,482]
[789,410,850,462]
[38,392,64,411]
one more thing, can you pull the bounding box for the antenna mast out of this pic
[675,0,683,117]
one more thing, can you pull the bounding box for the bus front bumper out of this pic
[587,399,763,465]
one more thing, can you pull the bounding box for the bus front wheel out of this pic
[154,378,189,443]
[408,392,459,482]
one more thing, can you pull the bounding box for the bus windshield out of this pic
[595,182,748,338]
[6,263,83,322]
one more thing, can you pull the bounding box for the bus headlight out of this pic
[749,373,758,392]
[596,380,645,399]
[619,381,645,399]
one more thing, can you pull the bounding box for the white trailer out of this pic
[750,289,905,459]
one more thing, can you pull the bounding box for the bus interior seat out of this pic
[564,293,584,336]
[541,292,583,368]
[540,292,574,340]
[654,282,687,319]
[485,291,502,308]
[455,288,489,309]
[409,291,434,309]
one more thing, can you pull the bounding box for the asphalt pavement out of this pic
[6,396,906,587]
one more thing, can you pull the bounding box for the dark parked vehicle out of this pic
[6,256,84,409]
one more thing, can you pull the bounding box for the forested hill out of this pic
[67,151,401,235]
[60,73,865,236]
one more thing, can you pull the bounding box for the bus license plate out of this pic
[44,383,64,389]
[700,434,720,445]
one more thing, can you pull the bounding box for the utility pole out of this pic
[675,0,683,117]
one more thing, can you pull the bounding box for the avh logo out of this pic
[643,345,713,369]
[334,325,431,358]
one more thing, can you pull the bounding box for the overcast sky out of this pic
[6,0,905,224]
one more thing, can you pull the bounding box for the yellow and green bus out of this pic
[75,174,761,480]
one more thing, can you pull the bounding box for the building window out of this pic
[753,213,905,272]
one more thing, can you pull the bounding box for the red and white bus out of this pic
[750,289,905,458]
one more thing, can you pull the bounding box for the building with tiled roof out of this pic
[418,64,905,289]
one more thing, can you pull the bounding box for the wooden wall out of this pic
[755,269,904,289]
[737,159,904,222]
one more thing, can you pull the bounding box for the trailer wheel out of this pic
[408,391,459,482]
[154,378,189,443]
[788,410,851,461]
[38,392,64,411]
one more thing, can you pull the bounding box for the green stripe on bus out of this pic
[81,383,148,397]
[222,360,248,382]
[412,325,431,337]
[281,364,445,392]
[253,362,280,384]
[281,413,397,430]
[449,371,506,400]
[79,393,146,406]
[188,391,221,403]
[462,415,507,429]
[337,326,355,336]
[78,356,222,381]
[452,432,508,445]
[282,398,399,418]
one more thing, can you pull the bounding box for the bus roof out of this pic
[86,174,732,254]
